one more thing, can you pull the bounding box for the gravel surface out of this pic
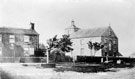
[0,63,135,79]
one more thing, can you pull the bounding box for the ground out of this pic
[0,63,135,79]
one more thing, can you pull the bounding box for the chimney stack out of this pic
[30,22,35,30]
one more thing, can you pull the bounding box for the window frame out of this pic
[9,35,15,43]
[24,35,30,43]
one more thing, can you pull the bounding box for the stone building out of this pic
[0,23,39,62]
[65,21,122,59]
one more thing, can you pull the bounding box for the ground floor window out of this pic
[80,48,84,55]
[24,47,29,56]
[30,47,34,55]
[24,47,34,56]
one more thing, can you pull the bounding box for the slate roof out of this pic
[70,27,110,38]
[0,27,39,35]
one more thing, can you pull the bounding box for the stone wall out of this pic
[0,33,39,62]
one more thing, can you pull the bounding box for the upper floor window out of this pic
[9,35,15,43]
[0,35,2,42]
[24,36,29,43]
[113,40,116,44]
[109,42,112,51]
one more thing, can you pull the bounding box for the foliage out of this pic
[87,41,93,49]
[93,42,101,51]
[35,43,46,57]
[47,35,73,53]
[47,35,59,49]
[87,41,104,56]
[47,34,73,62]
[59,35,73,52]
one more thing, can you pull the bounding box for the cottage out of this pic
[65,21,122,59]
[0,23,39,62]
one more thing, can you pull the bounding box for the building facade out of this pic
[0,23,39,61]
[65,21,122,59]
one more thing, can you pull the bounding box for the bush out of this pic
[49,51,73,62]
[64,56,73,62]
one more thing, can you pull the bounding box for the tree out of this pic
[35,43,46,57]
[93,42,101,56]
[47,34,73,62]
[87,41,93,56]
[59,35,73,52]
[47,35,59,50]
[87,41,104,56]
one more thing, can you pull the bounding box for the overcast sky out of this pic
[0,0,135,56]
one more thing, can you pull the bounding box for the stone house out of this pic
[0,23,39,62]
[65,21,122,59]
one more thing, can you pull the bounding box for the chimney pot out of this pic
[30,22,35,30]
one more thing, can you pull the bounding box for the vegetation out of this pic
[87,41,104,56]
[47,34,73,62]
[35,43,46,57]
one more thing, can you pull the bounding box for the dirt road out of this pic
[0,63,135,79]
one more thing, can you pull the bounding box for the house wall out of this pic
[0,33,39,57]
[69,36,118,60]
[101,36,118,56]
[29,35,39,50]
[70,37,102,60]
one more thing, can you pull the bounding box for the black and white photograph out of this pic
[0,0,135,79]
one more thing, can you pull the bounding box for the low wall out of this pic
[0,57,46,63]
[77,56,135,63]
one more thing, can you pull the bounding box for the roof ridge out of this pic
[0,27,29,30]
[70,26,110,38]
[0,27,39,35]
[80,26,109,30]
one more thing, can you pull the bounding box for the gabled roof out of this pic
[117,52,123,56]
[70,26,117,39]
[0,27,39,35]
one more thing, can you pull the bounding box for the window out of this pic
[113,40,116,44]
[24,47,29,56]
[109,43,111,50]
[0,35,2,42]
[24,36,29,42]
[30,47,34,55]
[9,35,15,43]
[80,48,84,55]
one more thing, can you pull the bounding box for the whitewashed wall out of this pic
[68,37,102,60]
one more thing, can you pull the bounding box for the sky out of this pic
[0,0,135,56]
